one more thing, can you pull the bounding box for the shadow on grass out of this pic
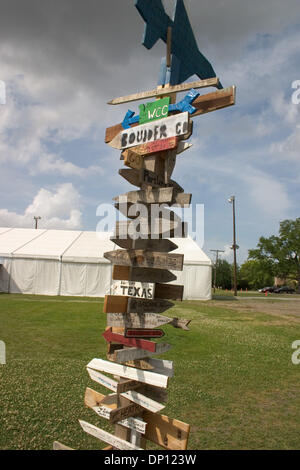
[212,295,238,301]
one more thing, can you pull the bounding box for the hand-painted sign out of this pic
[102,327,159,353]
[79,420,143,450]
[104,249,184,271]
[143,409,190,450]
[125,328,165,339]
[106,312,190,331]
[111,280,155,300]
[103,295,174,314]
[121,390,165,413]
[139,97,170,124]
[119,168,184,193]
[129,137,178,156]
[111,344,171,363]
[109,112,190,150]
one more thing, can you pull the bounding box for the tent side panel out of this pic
[170,264,212,300]
[0,258,11,293]
[9,258,36,294]
[60,262,111,297]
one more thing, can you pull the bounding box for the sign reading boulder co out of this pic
[139,97,170,124]
[111,280,155,299]
[119,112,189,150]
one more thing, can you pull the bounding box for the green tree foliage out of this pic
[240,260,274,290]
[214,259,232,289]
[249,218,300,293]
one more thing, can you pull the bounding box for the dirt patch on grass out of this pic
[209,299,300,322]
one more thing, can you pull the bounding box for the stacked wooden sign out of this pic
[53,0,235,452]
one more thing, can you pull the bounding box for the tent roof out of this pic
[0,227,211,265]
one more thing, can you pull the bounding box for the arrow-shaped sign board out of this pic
[87,358,169,388]
[106,312,190,330]
[104,250,184,271]
[79,420,143,450]
[103,327,158,353]
[112,265,177,283]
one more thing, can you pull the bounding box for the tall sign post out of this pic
[54,0,235,451]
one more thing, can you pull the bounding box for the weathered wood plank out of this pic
[107,77,220,106]
[128,297,174,314]
[114,219,187,239]
[111,238,177,253]
[177,141,193,155]
[103,328,159,353]
[121,390,165,413]
[79,420,143,450]
[108,113,190,150]
[128,137,179,156]
[87,358,169,388]
[87,367,140,393]
[112,265,177,283]
[104,250,184,271]
[112,344,171,363]
[119,168,184,192]
[106,312,190,331]
[155,283,184,301]
[53,441,74,450]
[114,187,174,204]
[192,85,236,117]
[143,411,190,450]
[123,149,143,170]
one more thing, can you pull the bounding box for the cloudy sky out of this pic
[0,0,299,264]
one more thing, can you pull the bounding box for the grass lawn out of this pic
[0,292,299,450]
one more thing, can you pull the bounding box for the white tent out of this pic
[0,227,212,300]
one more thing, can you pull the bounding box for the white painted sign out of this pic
[121,390,165,413]
[79,420,143,450]
[91,404,147,434]
[109,112,190,150]
[87,358,169,389]
[111,280,155,299]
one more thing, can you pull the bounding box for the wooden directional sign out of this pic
[108,112,190,150]
[86,367,140,394]
[125,328,165,339]
[53,441,73,450]
[112,343,171,363]
[130,136,178,156]
[79,420,143,450]
[85,388,147,433]
[114,187,174,205]
[106,312,190,330]
[139,96,170,124]
[104,250,184,271]
[121,390,165,414]
[128,297,174,314]
[107,77,219,106]
[114,190,191,209]
[155,283,184,301]
[103,327,158,353]
[87,358,169,388]
[105,85,234,144]
[111,280,155,300]
[114,219,187,239]
[123,149,143,170]
[104,295,174,315]
[143,410,190,450]
[112,265,177,283]
[119,168,184,193]
[111,238,177,253]
[177,141,192,155]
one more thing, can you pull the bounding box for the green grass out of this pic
[0,293,299,450]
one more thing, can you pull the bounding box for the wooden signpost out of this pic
[54,0,235,452]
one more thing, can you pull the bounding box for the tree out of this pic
[214,259,232,289]
[240,259,274,290]
[248,218,300,293]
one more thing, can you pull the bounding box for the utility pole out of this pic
[210,249,225,293]
[34,216,41,229]
[228,196,238,296]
